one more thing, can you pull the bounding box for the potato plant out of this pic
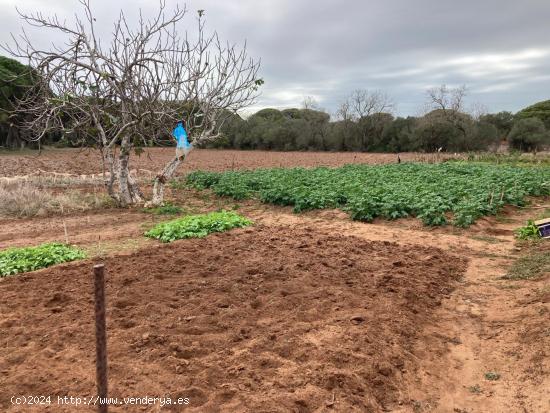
[184,163,550,227]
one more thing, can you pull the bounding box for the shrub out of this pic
[508,118,550,153]
[0,242,86,277]
[516,100,550,128]
[145,210,252,242]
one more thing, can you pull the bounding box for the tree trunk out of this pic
[147,153,185,207]
[102,140,144,207]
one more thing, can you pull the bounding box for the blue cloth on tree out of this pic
[173,122,191,149]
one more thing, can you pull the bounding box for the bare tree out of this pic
[334,99,354,150]
[301,95,320,110]
[425,84,467,114]
[348,89,393,150]
[348,89,394,120]
[5,0,262,206]
[468,101,489,121]
[335,99,352,122]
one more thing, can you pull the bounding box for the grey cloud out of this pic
[1,0,550,115]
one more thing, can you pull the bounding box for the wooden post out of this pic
[93,264,108,413]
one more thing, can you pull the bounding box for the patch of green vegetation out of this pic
[184,163,550,227]
[484,372,501,381]
[462,152,550,167]
[0,242,86,277]
[144,210,252,243]
[515,220,542,241]
[141,202,183,215]
[468,384,482,394]
[505,251,550,280]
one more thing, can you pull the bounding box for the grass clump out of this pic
[505,251,550,280]
[141,202,183,215]
[0,182,112,217]
[145,210,252,243]
[0,242,86,277]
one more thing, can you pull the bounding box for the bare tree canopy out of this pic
[425,84,467,113]
[4,0,262,206]
[348,89,394,120]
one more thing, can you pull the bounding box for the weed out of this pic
[515,220,542,240]
[505,251,550,280]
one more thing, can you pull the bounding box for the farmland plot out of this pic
[184,163,550,227]
[0,150,548,412]
[0,225,466,412]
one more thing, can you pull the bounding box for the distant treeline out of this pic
[1,55,549,152]
[211,105,550,153]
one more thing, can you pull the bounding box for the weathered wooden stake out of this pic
[93,264,108,413]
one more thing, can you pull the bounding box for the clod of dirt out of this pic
[350,315,366,324]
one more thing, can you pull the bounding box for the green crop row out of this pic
[0,242,86,277]
[145,210,252,242]
[183,163,550,227]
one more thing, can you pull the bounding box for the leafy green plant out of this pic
[141,202,183,215]
[144,210,252,242]
[515,220,542,240]
[180,163,550,228]
[0,243,86,277]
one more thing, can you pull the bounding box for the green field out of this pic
[182,162,550,227]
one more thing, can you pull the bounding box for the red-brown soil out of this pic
[0,150,548,412]
[0,225,466,412]
[0,148,458,177]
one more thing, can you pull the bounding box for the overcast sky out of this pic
[1,0,550,116]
